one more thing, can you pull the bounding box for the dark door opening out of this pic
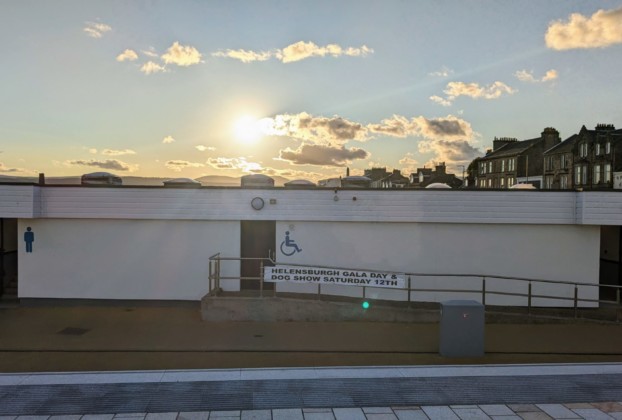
[0,218,18,300]
[240,221,275,290]
[599,225,622,302]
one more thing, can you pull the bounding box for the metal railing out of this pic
[207,254,622,322]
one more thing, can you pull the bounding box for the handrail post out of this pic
[528,282,532,315]
[216,257,220,293]
[482,276,486,306]
[408,276,412,307]
[259,259,264,298]
[363,285,366,301]
[573,284,578,318]
[318,283,321,301]
[208,260,213,294]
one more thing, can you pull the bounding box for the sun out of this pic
[233,115,262,144]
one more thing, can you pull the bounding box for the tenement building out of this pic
[409,163,462,188]
[543,124,622,190]
[474,128,561,189]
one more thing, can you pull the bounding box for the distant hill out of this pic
[0,174,290,187]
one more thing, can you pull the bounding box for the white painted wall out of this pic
[18,219,240,300]
[0,185,36,218]
[274,221,600,307]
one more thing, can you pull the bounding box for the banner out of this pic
[264,265,406,289]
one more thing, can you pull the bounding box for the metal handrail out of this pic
[207,254,622,322]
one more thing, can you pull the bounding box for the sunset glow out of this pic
[0,2,620,182]
[233,115,263,144]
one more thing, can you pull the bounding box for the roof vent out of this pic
[163,178,201,188]
[509,183,536,190]
[425,182,451,189]
[81,172,122,186]
[284,179,316,188]
[241,174,275,188]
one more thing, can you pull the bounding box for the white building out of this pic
[1,179,621,308]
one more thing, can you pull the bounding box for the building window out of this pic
[488,161,493,173]
[545,176,554,189]
[595,143,601,156]
[508,177,515,187]
[508,158,515,171]
[594,164,601,184]
[606,142,611,154]
[545,156,553,171]
[487,178,492,188]
[561,154,568,169]
[501,159,505,172]
[575,165,589,185]
[560,175,568,189]
[480,163,486,174]
[500,177,505,188]
[605,164,612,183]
[579,142,588,158]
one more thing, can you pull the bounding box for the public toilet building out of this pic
[1,180,621,308]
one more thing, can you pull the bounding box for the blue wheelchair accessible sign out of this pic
[280,231,302,256]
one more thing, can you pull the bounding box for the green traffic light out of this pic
[362,301,370,309]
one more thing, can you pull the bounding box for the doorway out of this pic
[240,221,275,290]
[0,218,18,300]
[599,225,622,301]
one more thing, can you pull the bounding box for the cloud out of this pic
[141,61,167,75]
[259,112,367,145]
[88,148,98,154]
[165,160,204,172]
[542,69,559,82]
[142,48,159,58]
[0,162,24,173]
[429,95,452,107]
[162,136,175,144]
[116,49,138,62]
[279,144,368,167]
[212,49,273,63]
[278,41,372,63]
[429,66,454,77]
[259,166,322,180]
[545,7,622,50]
[431,81,516,106]
[101,149,136,156]
[515,69,558,83]
[444,81,516,100]
[418,139,481,170]
[367,115,474,140]
[398,152,419,174]
[212,41,373,63]
[66,159,137,172]
[161,42,202,66]
[83,21,112,38]
[196,145,216,152]
[206,157,262,172]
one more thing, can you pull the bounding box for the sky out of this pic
[1,0,622,181]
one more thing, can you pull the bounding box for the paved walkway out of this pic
[1,364,622,418]
[1,307,622,418]
[0,306,621,372]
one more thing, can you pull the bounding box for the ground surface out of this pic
[0,306,621,372]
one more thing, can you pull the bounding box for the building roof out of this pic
[544,134,579,155]
[480,137,540,160]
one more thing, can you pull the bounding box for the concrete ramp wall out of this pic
[201,296,439,323]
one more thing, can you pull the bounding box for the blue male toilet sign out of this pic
[280,231,302,256]
[24,227,34,253]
